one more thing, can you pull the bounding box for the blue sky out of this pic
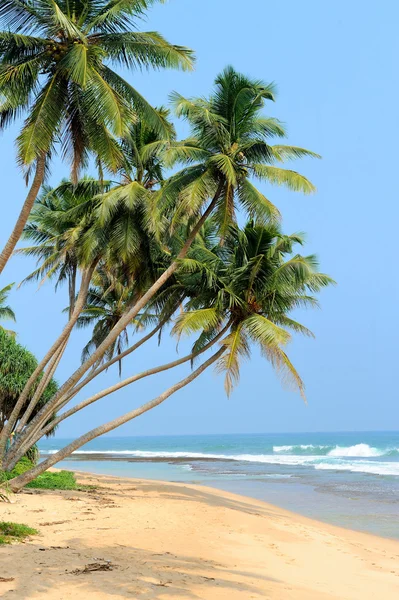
[0,0,398,437]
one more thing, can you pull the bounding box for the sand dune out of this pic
[1,472,398,599]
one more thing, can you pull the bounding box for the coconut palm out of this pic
[174,221,334,397]
[76,269,139,373]
[155,66,319,240]
[1,68,323,475]
[9,106,179,441]
[0,0,194,273]
[36,66,320,415]
[16,178,110,316]
[1,177,115,445]
[0,283,16,336]
[3,220,334,492]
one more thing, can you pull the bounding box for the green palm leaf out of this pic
[17,73,67,165]
[270,145,321,162]
[244,314,291,347]
[172,308,221,338]
[251,164,316,194]
[95,31,194,71]
[216,325,250,396]
[263,345,306,401]
[237,179,280,224]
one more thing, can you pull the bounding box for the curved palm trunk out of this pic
[4,310,178,468]
[58,307,176,407]
[5,347,225,493]
[15,339,67,434]
[68,265,77,319]
[9,188,223,457]
[12,326,230,463]
[0,155,46,275]
[0,264,96,462]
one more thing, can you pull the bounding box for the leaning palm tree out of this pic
[0,283,16,336]
[0,68,321,470]
[155,66,319,239]
[16,178,111,316]
[0,0,194,273]
[40,66,320,405]
[76,269,138,374]
[6,108,179,449]
[3,220,333,492]
[174,221,334,397]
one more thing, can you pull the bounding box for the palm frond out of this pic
[251,164,316,194]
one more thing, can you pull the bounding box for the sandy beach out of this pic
[1,471,399,599]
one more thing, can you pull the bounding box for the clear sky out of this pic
[0,0,398,437]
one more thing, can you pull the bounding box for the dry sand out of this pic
[1,471,398,599]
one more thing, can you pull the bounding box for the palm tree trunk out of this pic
[17,186,224,440]
[52,303,181,411]
[0,264,96,463]
[0,155,46,275]
[13,326,230,462]
[15,339,67,434]
[5,346,225,492]
[68,265,77,319]
[5,308,181,467]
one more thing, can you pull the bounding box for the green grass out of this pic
[0,521,38,545]
[26,470,78,490]
[1,457,95,491]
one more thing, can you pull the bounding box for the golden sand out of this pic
[1,472,398,599]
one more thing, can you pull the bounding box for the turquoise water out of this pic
[39,431,399,539]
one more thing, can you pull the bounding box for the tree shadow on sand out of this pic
[1,540,281,599]
[1,479,294,599]
[80,475,280,518]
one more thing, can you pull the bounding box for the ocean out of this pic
[39,431,399,539]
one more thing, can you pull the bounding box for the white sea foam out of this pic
[315,461,399,477]
[327,444,384,458]
[273,444,329,453]
[44,448,318,464]
[273,445,295,452]
[42,447,399,477]
[45,444,398,459]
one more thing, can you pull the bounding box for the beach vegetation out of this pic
[0,456,83,490]
[0,520,38,544]
[0,328,58,435]
[0,283,16,336]
[0,0,194,274]
[0,20,332,494]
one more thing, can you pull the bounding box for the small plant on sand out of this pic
[0,521,38,545]
[1,458,80,490]
[26,470,78,490]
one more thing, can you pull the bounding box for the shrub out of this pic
[26,470,77,490]
[1,459,78,490]
[0,521,38,544]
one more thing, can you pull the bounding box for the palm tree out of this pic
[174,221,334,397]
[0,0,194,273]
[8,108,179,442]
[1,68,322,472]
[1,177,115,444]
[16,178,110,316]
[35,66,320,416]
[77,269,138,374]
[4,221,333,491]
[156,66,319,239]
[0,283,16,336]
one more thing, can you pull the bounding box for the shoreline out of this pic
[46,456,399,540]
[1,470,399,599]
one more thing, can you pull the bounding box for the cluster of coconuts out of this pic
[44,40,81,61]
